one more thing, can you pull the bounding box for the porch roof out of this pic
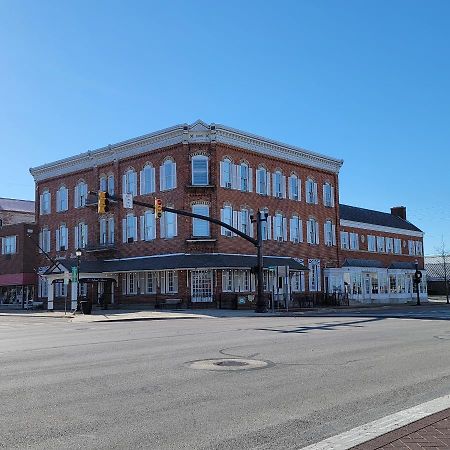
[342,258,383,268]
[46,253,308,274]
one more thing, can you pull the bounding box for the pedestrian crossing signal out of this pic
[98,191,108,214]
[155,198,163,218]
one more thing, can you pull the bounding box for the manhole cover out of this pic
[187,358,271,371]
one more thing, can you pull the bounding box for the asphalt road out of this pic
[2,307,450,449]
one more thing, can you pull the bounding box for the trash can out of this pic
[80,300,92,315]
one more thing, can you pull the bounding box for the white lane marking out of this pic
[300,394,450,450]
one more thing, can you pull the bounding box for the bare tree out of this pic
[436,239,450,304]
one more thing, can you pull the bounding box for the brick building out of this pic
[0,198,37,308]
[29,120,426,310]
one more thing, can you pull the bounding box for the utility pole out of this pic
[254,211,268,313]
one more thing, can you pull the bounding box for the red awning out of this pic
[0,273,37,287]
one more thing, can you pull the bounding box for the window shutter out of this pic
[133,216,138,240]
[140,170,144,195]
[220,209,226,235]
[323,184,327,206]
[132,172,138,196]
[232,211,238,236]
[160,213,166,238]
[283,218,287,241]
[298,179,302,201]
[314,182,318,204]
[173,214,177,237]
[315,221,320,244]
[219,161,224,187]
[248,167,253,192]
[267,172,271,196]
[249,220,254,238]
[74,186,79,208]
[140,215,145,241]
[331,186,335,207]
[282,175,287,198]
[332,224,336,245]
[237,210,242,232]
[151,167,156,193]
[256,170,261,194]
[56,229,60,251]
[74,226,79,249]
[56,190,60,212]
[231,164,237,190]
[172,163,177,188]
[323,223,327,245]
[307,220,312,244]
[272,173,276,197]
[159,165,164,191]
[160,271,166,294]
[84,224,88,246]
[288,176,293,199]
[109,218,115,243]
[39,194,43,215]
[299,219,303,242]
[267,216,272,240]
[38,232,43,253]
[289,218,294,241]
[122,219,127,243]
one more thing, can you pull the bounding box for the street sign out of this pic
[123,193,133,209]
[71,267,78,283]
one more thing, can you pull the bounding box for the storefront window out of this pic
[371,273,379,294]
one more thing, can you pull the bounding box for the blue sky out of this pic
[1,0,449,254]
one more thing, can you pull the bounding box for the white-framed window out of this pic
[222,270,234,292]
[386,237,394,253]
[377,236,385,253]
[1,236,16,254]
[140,164,155,195]
[349,232,359,250]
[305,178,318,204]
[220,158,233,188]
[107,174,114,196]
[240,162,251,192]
[260,210,271,241]
[273,213,287,241]
[56,186,68,212]
[99,175,107,193]
[38,276,48,298]
[160,159,176,191]
[394,238,402,254]
[272,170,286,198]
[122,214,137,242]
[74,222,88,249]
[140,210,156,241]
[323,182,334,207]
[161,270,178,293]
[74,181,88,208]
[192,204,210,237]
[161,209,177,238]
[221,205,233,237]
[55,224,68,251]
[288,174,300,201]
[122,168,137,196]
[289,216,303,243]
[232,270,252,292]
[256,166,270,196]
[100,217,114,244]
[308,259,321,292]
[291,271,305,292]
[340,231,349,249]
[146,272,157,294]
[39,228,51,253]
[191,155,209,186]
[415,241,423,256]
[40,190,51,215]
[368,235,376,252]
[125,272,138,295]
[307,218,319,244]
[324,220,336,246]
[239,209,251,236]
[55,282,67,298]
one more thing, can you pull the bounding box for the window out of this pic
[340,231,349,249]
[324,220,336,246]
[161,209,177,238]
[191,155,209,186]
[56,225,68,251]
[291,271,305,292]
[55,283,67,298]
[415,241,423,256]
[289,216,303,243]
[394,238,402,255]
[220,159,233,188]
[308,259,321,292]
[192,204,210,237]
[99,175,107,192]
[349,232,359,250]
[323,183,334,207]
[377,236,385,253]
[256,167,270,195]
[222,270,234,292]
[56,186,68,212]
[146,272,157,294]
[74,181,88,208]
[141,211,156,241]
[107,175,114,196]
[161,270,178,293]
[408,240,415,256]
[288,174,300,201]
[273,213,286,241]
[272,171,285,198]
[122,169,137,196]
[100,217,114,244]
[122,215,137,242]
[261,211,271,241]
[74,222,88,249]
[160,159,176,191]
[40,190,51,215]
[368,235,376,252]
[240,163,250,192]
[239,209,251,236]
[125,273,138,295]
[386,237,394,254]
[39,228,51,253]
[2,236,16,254]
[306,179,318,204]
[140,165,155,194]
[233,270,251,292]
[221,206,233,237]
[307,218,319,244]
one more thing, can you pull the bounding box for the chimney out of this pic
[391,206,407,221]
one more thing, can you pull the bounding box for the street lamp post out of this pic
[75,248,82,311]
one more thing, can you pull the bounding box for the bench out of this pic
[156,298,183,310]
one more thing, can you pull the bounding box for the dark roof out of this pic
[342,258,383,268]
[388,262,417,270]
[48,253,309,274]
[339,204,422,232]
[0,198,35,213]
[425,256,450,280]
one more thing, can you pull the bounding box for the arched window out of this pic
[220,158,233,188]
[160,159,176,191]
[288,174,300,201]
[307,217,319,244]
[272,170,285,198]
[191,155,209,186]
[192,204,210,236]
[99,175,107,193]
[40,189,51,215]
[74,181,88,208]
[306,178,318,204]
[323,182,334,207]
[289,216,303,243]
[107,174,115,196]
[240,162,252,192]
[122,168,137,196]
[256,166,270,195]
[56,186,68,212]
[323,220,336,246]
[140,164,155,195]
[56,224,68,251]
[220,204,233,236]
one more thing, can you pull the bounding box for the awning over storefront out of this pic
[0,273,37,286]
[388,262,417,270]
[46,253,308,275]
[342,258,383,268]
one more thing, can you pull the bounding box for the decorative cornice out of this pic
[339,219,424,238]
[29,120,344,182]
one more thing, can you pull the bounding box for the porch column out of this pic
[47,280,54,311]
[71,281,78,311]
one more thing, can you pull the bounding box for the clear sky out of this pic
[1,0,449,254]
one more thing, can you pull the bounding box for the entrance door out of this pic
[191,270,213,303]
[363,273,371,301]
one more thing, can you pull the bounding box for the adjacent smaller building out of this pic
[425,255,449,296]
[0,197,35,226]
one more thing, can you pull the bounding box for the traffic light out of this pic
[154,198,163,218]
[98,191,108,214]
